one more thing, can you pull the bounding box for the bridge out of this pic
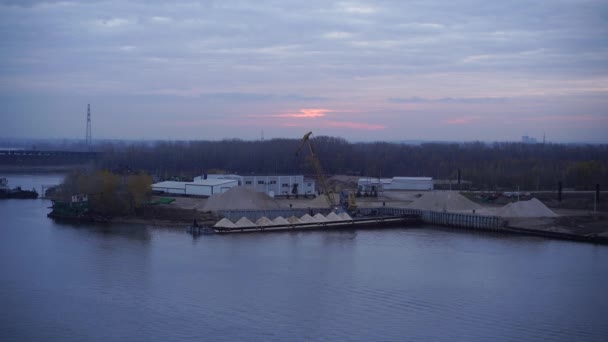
[0,150,102,165]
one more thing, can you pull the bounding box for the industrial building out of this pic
[152,179,238,196]
[357,178,392,193]
[192,174,316,197]
[241,175,316,197]
[358,177,434,192]
[193,174,243,185]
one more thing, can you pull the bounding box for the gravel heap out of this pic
[287,215,303,224]
[256,216,274,226]
[300,214,315,223]
[497,198,557,218]
[234,217,256,227]
[339,212,353,221]
[407,191,481,212]
[273,216,290,225]
[203,186,281,211]
[313,213,329,222]
[214,218,236,228]
[325,212,343,221]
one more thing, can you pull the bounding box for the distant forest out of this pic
[84,137,608,191]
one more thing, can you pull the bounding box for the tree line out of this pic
[89,137,607,191]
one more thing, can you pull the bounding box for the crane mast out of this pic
[296,132,335,208]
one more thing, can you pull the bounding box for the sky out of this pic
[1,0,607,143]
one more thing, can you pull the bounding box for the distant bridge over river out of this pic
[0,150,103,165]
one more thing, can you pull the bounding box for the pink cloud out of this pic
[442,116,480,125]
[274,108,333,118]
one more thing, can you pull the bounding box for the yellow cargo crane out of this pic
[296,131,335,208]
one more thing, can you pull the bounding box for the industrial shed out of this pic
[193,174,315,197]
[194,174,243,185]
[152,179,238,197]
[241,175,315,197]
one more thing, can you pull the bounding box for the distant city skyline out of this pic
[1,0,607,143]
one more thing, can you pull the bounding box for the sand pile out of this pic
[203,187,281,211]
[313,213,329,222]
[273,216,289,225]
[300,214,315,223]
[256,216,274,226]
[339,212,353,221]
[214,218,236,228]
[234,217,256,227]
[287,215,302,224]
[407,191,481,212]
[497,198,557,218]
[308,193,340,208]
[325,212,343,221]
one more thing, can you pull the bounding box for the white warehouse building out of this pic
[193,174,243,185]
[152,179,238,197]
[242,175,315,197]
[193,174,316,197]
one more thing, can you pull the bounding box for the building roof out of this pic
[151,181,186,189]
[392,177,433,181]
[189,179,238,186]
[153,179,237,189]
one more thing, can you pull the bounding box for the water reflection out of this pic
[52,220,152,242]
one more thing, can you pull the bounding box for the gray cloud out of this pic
[198,93,328,102]
[1,0,607,142]
[388,97,509,104]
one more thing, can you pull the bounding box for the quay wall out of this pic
[219,206,505,231]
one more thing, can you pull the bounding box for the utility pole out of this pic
[595,183,600,212]
[85,104,92,147]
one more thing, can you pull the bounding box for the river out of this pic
[1,174,607,341]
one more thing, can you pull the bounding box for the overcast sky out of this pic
[1,0,607,142]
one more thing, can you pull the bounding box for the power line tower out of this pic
[85,104,92,146]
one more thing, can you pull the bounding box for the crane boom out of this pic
[296,131,334,208]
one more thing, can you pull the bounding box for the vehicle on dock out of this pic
[0,178,38,199]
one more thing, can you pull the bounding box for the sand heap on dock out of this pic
[325,212,343,221]
[273,216,290,225]
[497,198,557,218]
[407,191,481,212]
[313,213,329,222]
[234,217,256,227]
[287,215,302,224]
[299,214,315,223]
[214,218,236,228]
[339,212,353,221]
[255,216,274,226]
[203,186,281,211]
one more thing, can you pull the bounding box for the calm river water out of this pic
[1,174,607,341]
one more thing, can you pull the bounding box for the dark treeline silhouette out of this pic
[92,137,607,191]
